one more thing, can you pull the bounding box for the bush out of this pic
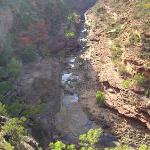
[133,0,150,19]
[6,101,25,117]
[133,73,145,86]
[122,80,131,89]
[111,48,122,62]
[49,141,76,150]
[7,100,46,118]
[96,91,105,105]
[0,102,7,116]
[0,50,12,66]
[138,144,150,150]
[144,89,150,97]
[0,81,14,95]
[107,24,124,39]
[65,30,76,38]
[122,74,145,89]
[67,13,77,23]
[49,128,102,150]
[7,58,22,78]
[2,117,27,147]
[16,47,37,63]
[118,64,128,76]
[0,67,8,79]
[129,33,140,45]
[49,141,66,150]
[79,128,102,149]
[110,42,122,63]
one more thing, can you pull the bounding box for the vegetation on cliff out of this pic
[0,0,149,149]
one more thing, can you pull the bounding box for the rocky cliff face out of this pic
[80,0,150,147]
[0,0,69,148]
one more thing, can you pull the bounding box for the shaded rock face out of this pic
[48,36,66,53]
[17,58,61,141]
[0,8,13,46]
[64,0,97,13]
[18,19,49,48]
[48,36,80,53]
[18,58,61,106]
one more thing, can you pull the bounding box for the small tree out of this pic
[67,13,77,23]
[0,102,7,116]
[49,141,77,150]
[7,58,22,79]
[96,91,105,105]
[49,141,66,150]
[2,117,27,148]
[0,81,14,95]
[79,128,102,150]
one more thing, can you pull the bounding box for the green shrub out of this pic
[49,129,102,150]
[67,13,77,23]
[38,48,50,58]
[23,103,46,117]
[0,50,12,66]
[133,73,145,86]
[138,144,150,150]
[134,0,150,19]
[7,100,45,118]
[107,24,124,38]
[2,117,27,147]
[110,42,122,63]
[16,47,37,63]
[6,101,25,117]
[49,141,76,150]
[65,31,76,38]
[0,81,14,95]
[111,48,122,62]
[49,141,66,150]
[79,128,102,149]
[129,33,140,45]
[0,67,8,79]
[0,102,7,116]
[0,94,5,102]
[7,58,22,78]
[118,64,128,76]
[96,91,105,105]
[122,74,145,89]
[122,80,131,89]
[144,89,150,97]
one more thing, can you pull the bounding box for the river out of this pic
[55,19,98,142]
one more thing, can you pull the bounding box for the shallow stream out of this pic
[55,22,97,142]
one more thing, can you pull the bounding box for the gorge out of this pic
[0,0,150,150]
